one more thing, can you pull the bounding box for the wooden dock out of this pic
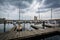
[0,27,60,40]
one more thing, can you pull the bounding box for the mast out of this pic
[19,7,20,20]
[51,8,52,19]
[39,12,40,20]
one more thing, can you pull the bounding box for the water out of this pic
[44,35,60,40]
[0,24,14,33]
[0,23,34,33]
[0,24,4,32]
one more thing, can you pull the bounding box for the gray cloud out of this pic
[0,0,60,19]
[44,0,60,8]
[0,0,33,9]
[36,0,60,14]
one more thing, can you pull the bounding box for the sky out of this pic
[0,0,60,20]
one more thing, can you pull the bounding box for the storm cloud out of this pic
[44,0,60,8]
[0,0,33,9]
[0,0,60,20]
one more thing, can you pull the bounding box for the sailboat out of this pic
[16,7,22,31]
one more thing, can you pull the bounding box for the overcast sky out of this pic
[0,0,60,20]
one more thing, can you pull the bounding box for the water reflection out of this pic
[6,24,14,31]
[0,23,35,33]
[0,24,14,33]
[0,24,4,32]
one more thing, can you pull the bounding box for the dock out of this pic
[0,27,60,40]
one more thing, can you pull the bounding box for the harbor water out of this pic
[0,23,35,33]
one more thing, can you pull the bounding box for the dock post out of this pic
[24,23,25,30]
[4,20,6,32]
[42,21,45,29]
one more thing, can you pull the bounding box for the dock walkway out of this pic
[0,27,60,40]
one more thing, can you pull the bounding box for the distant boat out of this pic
[31,24,43,29]
[45,19,60,27]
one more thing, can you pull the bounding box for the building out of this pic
[34,16,37,21]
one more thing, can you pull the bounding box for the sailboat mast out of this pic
[19,7,20,20]
[51,8,52,19]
